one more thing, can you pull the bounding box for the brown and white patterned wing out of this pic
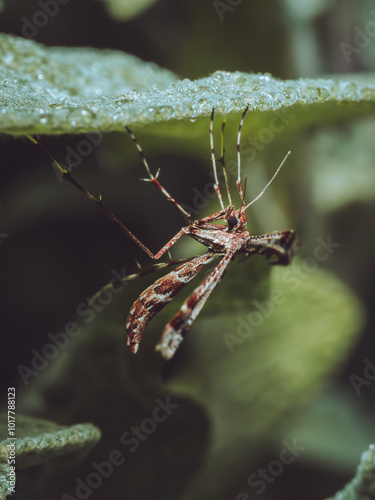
[126,253,215,354]
[156,250,235,360]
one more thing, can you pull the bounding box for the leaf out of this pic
[0,34,177,136]
[0,415,100,498]
[2,34,375,136]
[326,444,375,500]
[99,0,159,20]
[309,119,375,213]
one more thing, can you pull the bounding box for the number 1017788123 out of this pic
[27,106,299,360]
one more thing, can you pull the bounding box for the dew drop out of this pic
[49,103,63,109]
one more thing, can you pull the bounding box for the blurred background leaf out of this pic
[98,0,159,21]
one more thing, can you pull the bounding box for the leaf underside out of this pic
[1,34,375,136]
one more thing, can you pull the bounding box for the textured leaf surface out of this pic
[0,414,100,498]
[2,34,375,136]
[326,444,375,500]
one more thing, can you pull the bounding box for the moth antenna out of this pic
[219,118,232,206]
[245,151,291,210]
[210,108,225,211]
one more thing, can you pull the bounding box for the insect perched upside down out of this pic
[27,106,299,360]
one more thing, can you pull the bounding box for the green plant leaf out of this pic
[326,444,375,500]
[0,415,100,498]
[2,34,375,136]
[100,0,159,20]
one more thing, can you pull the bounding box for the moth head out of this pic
[225,207,247,231]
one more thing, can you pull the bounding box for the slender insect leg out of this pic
[210,108,225,211]
[153,228,194,259]
[219,117,232,206]
[126,253,216,354]
[27,135,190,260]
[236,104,249,204]
[125,126,192,220]
[156,249,235,359]
[195,209,227,224]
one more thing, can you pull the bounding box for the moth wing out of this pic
[156,250,234,359]
[126,253,215,353]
